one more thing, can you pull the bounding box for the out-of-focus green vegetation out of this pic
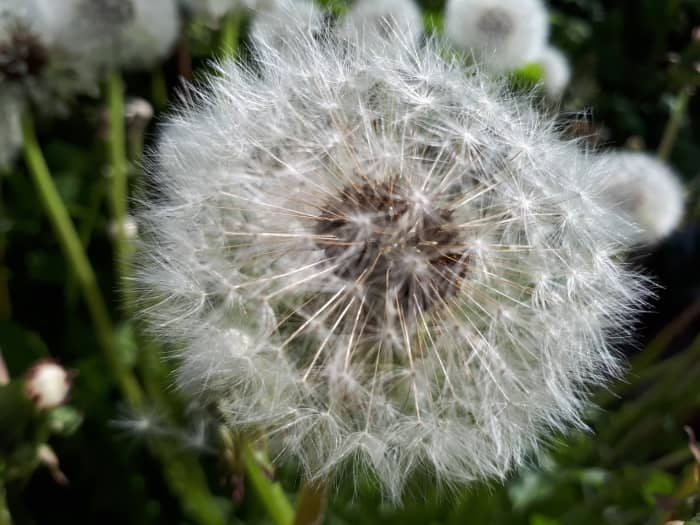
[1,0,700,524]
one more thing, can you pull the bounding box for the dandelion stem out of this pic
[0,472,12,525]
[241,441,295,525]
[20,111,142,407]
[220,10,243,57]
[293,478,328,525]
[657,88,691,161]
[151,67,169,110]
[106,69,132,280]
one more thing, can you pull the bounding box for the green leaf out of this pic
[46,405,83,436]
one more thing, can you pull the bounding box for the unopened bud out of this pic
[126,97,154,129]
[108,215,139,240]
[24,360,71,410]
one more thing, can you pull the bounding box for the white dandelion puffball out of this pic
[55,0,180,71]
[249,0,327,50]
[444,0,549,72]
[135,31,647,496]
[181,0,263,18]
[538,46,571,98]
[602,151,685,244]
[109,0,180,69]
[337,0,423,45]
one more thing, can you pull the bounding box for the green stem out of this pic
[294,478,328,525]
[241,440,295,525]
[151,68,168,111]
[66,178,106,309]
[20,111,142,407]
[220,11,243,57]
[106,70,131,279]
[657,88,691,161]
[0,475,11,525]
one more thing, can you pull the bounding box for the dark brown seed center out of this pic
[315,178,468,318]
[0,30,49,82]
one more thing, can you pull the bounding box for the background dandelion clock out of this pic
[337,0,424,46]
[601,151,685,245]
[444,0,549,72]
[134,30,648,497]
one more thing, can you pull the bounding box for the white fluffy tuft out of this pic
[134,28,648,498]
[337,0,423,46]
[444,0,548,72]
[538,46,571,99]
[601,151,685,244]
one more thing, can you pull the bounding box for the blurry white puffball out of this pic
[181,0,270,18]
[112,0,180,69]
[603,151,685,244]
[444,0,548,71]
[249,0,327,50]
[538,46,571,98]
[53,0,180,71]
[337,0,423,45]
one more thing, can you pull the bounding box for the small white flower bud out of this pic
[24,359,71,410]
[126,97,155,128]
[109,215,139,240]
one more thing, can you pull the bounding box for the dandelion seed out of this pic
[444,0,548,72]
[601,151,685,244]
[135,30,648,498]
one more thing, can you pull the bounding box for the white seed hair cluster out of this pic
[135,28,647,497]
[68,0,180,70]
[601,151,685,244]
[444,0,549,72]
[337,0,423,46]
[538,46,571,99]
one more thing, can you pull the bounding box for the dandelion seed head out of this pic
[601,151,685,244]
[135,30,648,497]
[444,0,548,71]
[538,46,571,99]
[337,0,423,46]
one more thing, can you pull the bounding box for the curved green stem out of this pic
[0,474,12,525]
[106,70,131,280]
[658,88,691,161]
[21,111,142,407]
[294,478,328,525]
[220,10,244,57]
[241,440,294,525]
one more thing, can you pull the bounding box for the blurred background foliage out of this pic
[2,0,700,524]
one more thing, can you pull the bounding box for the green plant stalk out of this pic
[0,474,11,525]
[21,111,142,407]
[106,70,131,280]
[220,10,243,57]
[151,67,168,111]
[658,88,691,160]
[152,444,227,525]
[294,478,328,525]
[66,178,106,309]
[241,441,295,525]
